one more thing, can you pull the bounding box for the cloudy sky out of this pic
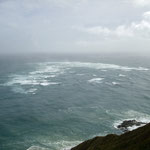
[0,0,150,54]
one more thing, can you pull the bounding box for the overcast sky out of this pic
[0,0,150,54]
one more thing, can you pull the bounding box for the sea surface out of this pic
[0,54,150,150]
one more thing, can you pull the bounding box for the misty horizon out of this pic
[0,0,150,55]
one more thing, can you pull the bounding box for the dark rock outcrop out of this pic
[71,123,150,150]
[117,120,146,132]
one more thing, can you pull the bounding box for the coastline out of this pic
[71,123,150,150]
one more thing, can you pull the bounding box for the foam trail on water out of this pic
[112,82,120,85]
[27,146,49,150]
[47,62,149,71]
[2,61,149,94]
[88,78,104,83]
[119,74,126,77]
[27,140,81,150]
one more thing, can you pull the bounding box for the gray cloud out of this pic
[131,0,150,7]
[74,11,150,39]
[0,0,150,54]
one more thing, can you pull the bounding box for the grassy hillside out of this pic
[71,123,150,150]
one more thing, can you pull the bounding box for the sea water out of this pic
[0,54,150,150]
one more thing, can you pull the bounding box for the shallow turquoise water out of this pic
[0,55,150,150]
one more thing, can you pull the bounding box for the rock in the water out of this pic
[117,120,146,132]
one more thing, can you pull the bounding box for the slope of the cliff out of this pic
[71,123,150,150]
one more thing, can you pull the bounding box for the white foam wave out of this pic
[29,65,62,75]
[5,77,58,87]
[27,146,49,150]
[127,124,145,131]
[119,74,126,77]
[34,62,149,72]
[3,73,60,94]
[28,88,37,93]
[48,62,149,71]
[113,119,147,132]
[88,78,104,83]
[92,74,97,77]
[40,82,60,86]
[12,87,28,94]
[3,61,149,94]
[11,87,38,94]
[53,140,81,150]
[42,75,56,78]
[112,82,120,85]
[76,74,84,76]
[27,140,81,150]
[113,110,150,131]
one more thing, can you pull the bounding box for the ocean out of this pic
[0,54,150,150]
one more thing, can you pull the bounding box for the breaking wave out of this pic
[39,62,149,71]
[2,61,149,94]
[119,74,126,77]
[113,110,150,131]
[27,140,81,150]
[88,78,104,83]
[112,82,120,85]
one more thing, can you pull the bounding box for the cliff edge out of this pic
[71,123,150,150]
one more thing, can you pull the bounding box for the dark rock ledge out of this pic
[117,119,147,132]
[71,122,150,150]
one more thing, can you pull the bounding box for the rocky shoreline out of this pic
[117,119,147,132]
[71,120,150,150]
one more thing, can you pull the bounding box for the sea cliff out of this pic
[71,123,150,150]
